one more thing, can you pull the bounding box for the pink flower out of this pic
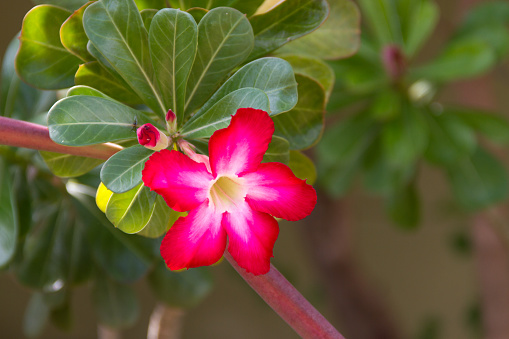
[137,123,169,151]
[142,108,317,275]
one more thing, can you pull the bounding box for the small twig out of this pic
[224,252,345,339]
[147,304,184,339]
[0,116,122,160]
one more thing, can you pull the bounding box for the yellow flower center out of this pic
[209,176,246,213]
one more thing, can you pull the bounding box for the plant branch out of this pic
[147,304,184,339]
[224,252,345,339]
[0,116,122,159]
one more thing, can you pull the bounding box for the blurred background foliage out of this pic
[2,0,509,339]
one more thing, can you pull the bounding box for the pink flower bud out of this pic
[382,45,406,82]
[166,109,177,132]
[137,123,169,151]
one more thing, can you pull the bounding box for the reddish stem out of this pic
[0,116,122,160]
[224,252,344,339]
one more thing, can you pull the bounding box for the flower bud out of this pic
[137,123,169,151]
[178,139,211,172]
[166,109,177,132]
[382,45,406,82]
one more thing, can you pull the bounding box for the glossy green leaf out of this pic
[276,0,360,60]
[148,262,213,309]
[232,0,265,16]
[447,147,508,210]
[413,39,497,82]
[181,88,270,139]
[273,75,325,150]
[185,7,254,115]
[141,9,158,30]
[23,293,50,338]
[16,5,81,89]
[404,1,439,56]
[135,0,166,10]
[357,0,402,46]
[75,61,143,105]
[450,108,509,144]
[83,0,166,115]
[33,0,89,11]
[72,193,153,283]
[0,159,17,268]
[248,0,329,60]
[40,151,104,178]
[149,9,197,123]
[381,104,428,168]
[60,1,93,61]
[262,136,290,164]
[48,95,156,146]
[280,55,334,100]
[66,85,113,99]
[424,112,477,165]
[288,150,316,185]
[93,275,139,328]
[138,195,184,238]
[101,145,154,193]
[194,57,297,119]
[16,204,71,289]
[387,182,420,229]
[317,112,375,197]
[105,183,158,234]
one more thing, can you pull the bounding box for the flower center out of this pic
[209,176,246,213]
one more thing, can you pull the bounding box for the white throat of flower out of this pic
[208,175,247,213]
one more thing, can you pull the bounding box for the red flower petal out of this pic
[242,162,317,221]
[161,202,226,271]
[223,200,279,275]
[142,150,213,212]
[209,108,274,177]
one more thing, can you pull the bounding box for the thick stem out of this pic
[147,304,185,339]
[0,116,122,159]
[224,252,344,339]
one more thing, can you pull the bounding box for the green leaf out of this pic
[280,55,334,101]
[381,103,428,168]
[447,147,508,210]
[404,1,439,56]
[273,75,325,150]
[141,9,158,31]
[135,0,166,10]
[149,9,198,124]
[66,85,113,99]
[357,0,403,46]
[23,293,50,339]
[184,7,254,115]
[138,195,184,238]
[60,1,93,61]
[0,159,17,268]
[450,108,509,144]
[105,183,158,234]
[276,0,360,60]
[187,7,209,23]
[40,151,104,178]
[248,0,329,60]
[75,61,144,105]
[32,0,89,11]
[194,57,298,119]
[83,0,166,115]
[72,193,153,282]
[93,275,139,328]
[317,112,375,197]
[288,150,316,185]
[100,145,154,193]
[48,95,156,146]
[413,39,497,82]
[262,135,290,164]
[16,5,81,89]
[425,112,477,165]
[148,262,213,308]
[387,181,420,229]
[181,88,270,139]
[232,0,265,16]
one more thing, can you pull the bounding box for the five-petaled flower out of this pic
[142,108,317,275]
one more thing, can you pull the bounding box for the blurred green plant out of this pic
[317,0,509,228]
